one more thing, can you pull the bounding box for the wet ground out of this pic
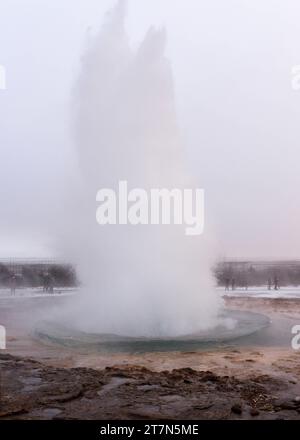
[1,351,300,420]
[1,294,300,419]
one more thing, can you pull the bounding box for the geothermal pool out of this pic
[35,309,270,353]
[3,289,298,354]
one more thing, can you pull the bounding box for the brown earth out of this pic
[0,296,300,419]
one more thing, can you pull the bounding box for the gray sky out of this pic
[0,0,300,260]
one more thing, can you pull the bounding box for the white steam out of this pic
[63,0,221,337]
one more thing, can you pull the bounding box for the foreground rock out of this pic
[1,354,300,420]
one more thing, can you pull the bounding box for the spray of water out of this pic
[63,0,222,337]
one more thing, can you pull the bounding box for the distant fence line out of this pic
[0,259,77,288]
[221,260,300,268]
[1,258,300,288]
[0,258,67,266]
[215,260,300,287]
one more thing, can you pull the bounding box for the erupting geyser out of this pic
[63,0,222,337]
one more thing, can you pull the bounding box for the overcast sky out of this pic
[0,0,300,260]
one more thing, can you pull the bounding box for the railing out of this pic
[0,258,68,266]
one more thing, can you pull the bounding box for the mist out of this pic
[1,0,300,260]
[58,0,221,337]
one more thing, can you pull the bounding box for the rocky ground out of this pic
[1,351,300,420]
[1,296,300,419]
